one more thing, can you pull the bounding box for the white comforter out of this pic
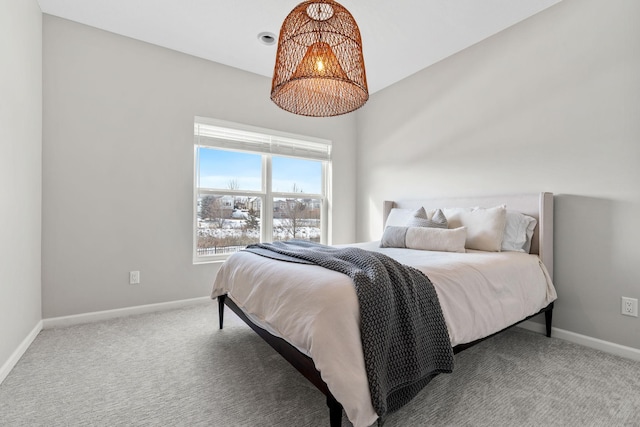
[211,242,557,427]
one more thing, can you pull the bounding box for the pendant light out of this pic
[271,0,369,117]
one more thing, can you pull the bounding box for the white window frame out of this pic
[193,117,332,264]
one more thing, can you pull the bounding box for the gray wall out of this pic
[0,0,42,368]
[35,0,640,352]
[356,0,640,349]
[42,16,357,318]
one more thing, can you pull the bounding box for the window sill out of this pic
[193,256,229,265]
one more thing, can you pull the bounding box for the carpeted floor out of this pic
[1,301,639,426]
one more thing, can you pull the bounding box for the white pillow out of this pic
[502,211,537,252]
[405,226,467,253]
[445,205,507,252]
[385,208,413,228]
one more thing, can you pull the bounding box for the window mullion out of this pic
[271,192,323,199]
[197,188,264,197]
[321,161,329,245]
[262,155,273,243]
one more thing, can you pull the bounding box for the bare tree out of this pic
[228,178,249,210]
[200,196,229,228]
[279,184,308,240]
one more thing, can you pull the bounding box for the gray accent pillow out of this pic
[380,226,408,248]
[407,207,448,229]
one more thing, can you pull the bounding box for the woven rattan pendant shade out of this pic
[271,0,368,117]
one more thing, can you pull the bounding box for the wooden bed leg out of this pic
[326,395,342,427]
[218,295,226,330]
[545,304,553,338]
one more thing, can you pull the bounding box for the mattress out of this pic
[211,241,557,427]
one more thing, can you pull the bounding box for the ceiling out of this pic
[37,0,562,94]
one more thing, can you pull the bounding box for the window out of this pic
[194,117,331,263]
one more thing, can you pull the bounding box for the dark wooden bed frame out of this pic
[216,193,555,426]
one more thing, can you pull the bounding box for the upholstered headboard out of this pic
[382,192,553,279]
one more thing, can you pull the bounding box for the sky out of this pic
[198,148,322,195]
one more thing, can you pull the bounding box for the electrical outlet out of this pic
[129,271,140,285]
[621,297,638,317]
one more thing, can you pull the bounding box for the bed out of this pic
[212,192,557,427]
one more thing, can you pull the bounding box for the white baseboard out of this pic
[0,320,43,385]
[42,296,212,329]
[518,320,640,362]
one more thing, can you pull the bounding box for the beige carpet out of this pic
[1,301,639,426]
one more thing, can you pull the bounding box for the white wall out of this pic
[0,0,43,371]
[42,16,357,318]
[356,0,640,349]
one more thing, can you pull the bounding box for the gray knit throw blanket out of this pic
[244,240,454,421]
